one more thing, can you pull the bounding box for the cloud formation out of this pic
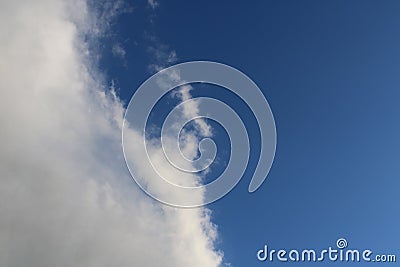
[112,43,127,59]
[148,0,159,9]
[0,0,223,266]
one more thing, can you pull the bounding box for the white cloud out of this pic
[145,44,213,177]
[148,45,178,72]
[0,0,223,266]
[176,85,213,137]
[146,41,211,139]
[148,0,159,9]
[112,42,127,60]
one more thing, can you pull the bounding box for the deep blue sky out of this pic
[100,1,400,265]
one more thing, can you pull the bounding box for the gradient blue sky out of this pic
[100,1,400,265]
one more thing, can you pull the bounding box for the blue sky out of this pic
[100,0,400,265]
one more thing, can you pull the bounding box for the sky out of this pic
[1,0,400,266]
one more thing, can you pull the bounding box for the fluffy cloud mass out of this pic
[0,0,223,266]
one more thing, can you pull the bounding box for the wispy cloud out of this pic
[148,0,159,9]
[0,0,223,266]
[147,42,178,72]
[146,42,213,160]
[112,42,127,60]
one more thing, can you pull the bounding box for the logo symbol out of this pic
[122,61,276,207]
[336,238,348,249]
